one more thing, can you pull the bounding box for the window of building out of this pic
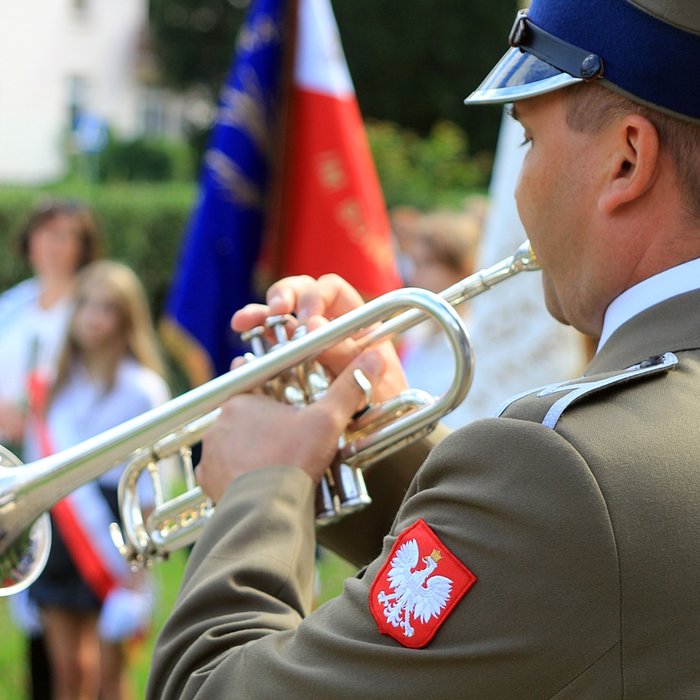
[141,88,168,137]
[67,76,89,132]
[71,0,90,19]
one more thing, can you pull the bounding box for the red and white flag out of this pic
[163,0,400,385]
[265,0,401,298]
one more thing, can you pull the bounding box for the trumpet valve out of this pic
[240,326,266,357]
[266,314,295,347]
[315,460,371,525]
[291,326,331,401]
[304,366,330,401]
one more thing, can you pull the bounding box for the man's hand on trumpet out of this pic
[196,346,386,504]
[197,273,411,505]
[231,272,409,403]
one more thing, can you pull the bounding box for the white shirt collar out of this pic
[597,257,700,352]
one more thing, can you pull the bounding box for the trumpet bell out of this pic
[0,446,51,595]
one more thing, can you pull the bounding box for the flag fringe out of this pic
[159,317,215,387]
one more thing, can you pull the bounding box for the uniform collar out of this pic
[597,258,700,352]
[588,286,700,375]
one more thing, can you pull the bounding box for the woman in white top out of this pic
[0,199,103,454]
[0,199,103,699]
[25,260,170,700]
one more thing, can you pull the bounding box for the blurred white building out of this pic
[0,0,188,184]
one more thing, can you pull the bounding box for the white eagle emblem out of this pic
[376,538,453,638]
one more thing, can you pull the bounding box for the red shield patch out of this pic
[369,519,477,648]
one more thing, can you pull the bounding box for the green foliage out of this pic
[0,116,488,303]
[86,135,197,184]
[0,190,35,286]
[0,183,195,319]
[0,115,488,302]
[0,182,197,394]
[367,119,490,210]
[148,0,247,96]
[100,138,169,182]
[148,0,518,155]
[333,0,516,153]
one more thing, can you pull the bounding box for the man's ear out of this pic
[598,114,660,216]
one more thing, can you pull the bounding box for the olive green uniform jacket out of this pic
[148,289,700,699]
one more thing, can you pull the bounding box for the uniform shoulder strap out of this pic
[495,352,678,429]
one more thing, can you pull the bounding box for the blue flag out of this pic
[162,0,288,384]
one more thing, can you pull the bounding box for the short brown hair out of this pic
[17,198,104,269]
[564,82,700,221]
[411,201,485,278]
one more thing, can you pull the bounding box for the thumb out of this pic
[316,349,386,430]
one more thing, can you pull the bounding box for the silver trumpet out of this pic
[0,241,538,592]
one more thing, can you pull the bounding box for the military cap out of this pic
[465,0,700,123]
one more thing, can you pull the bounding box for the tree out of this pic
[148,0,246,97]
[148,0,516,154]
[333,0,516,153]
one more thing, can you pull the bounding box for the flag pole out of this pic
[259,0,300,287]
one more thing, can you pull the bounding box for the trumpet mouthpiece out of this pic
[513,241,540,272]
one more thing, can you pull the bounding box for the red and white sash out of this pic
[29,370,127,602]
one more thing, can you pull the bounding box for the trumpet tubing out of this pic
[0,242,538,590]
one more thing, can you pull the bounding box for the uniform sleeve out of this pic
[316,424,451,566]
[148,418,622,699]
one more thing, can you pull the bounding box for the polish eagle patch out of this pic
[369,519,477,648]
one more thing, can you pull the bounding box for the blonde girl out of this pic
[26,260,169,700]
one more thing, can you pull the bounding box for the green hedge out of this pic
[367,119,491,210]
[0,182,197,391]
[97,135,197,183]
[0,182,196,316]
[0,118,488,387]
[0,118,487,295]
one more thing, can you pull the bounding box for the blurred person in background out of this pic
[398,201,485,428]
[0,199,103,452]
[24,260,170,700]
[388,204,422,284]
[0,199,103,700]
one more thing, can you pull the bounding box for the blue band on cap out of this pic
[528,0,700,120]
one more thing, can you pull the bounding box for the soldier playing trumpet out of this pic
[149,1,700,697]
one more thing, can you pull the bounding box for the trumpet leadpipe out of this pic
[358,240,539,348]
